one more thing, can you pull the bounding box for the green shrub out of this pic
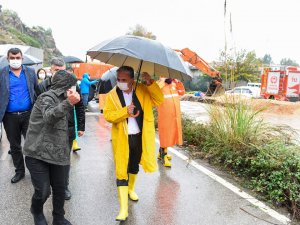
[8,27,41,48]
[181,97,300,219]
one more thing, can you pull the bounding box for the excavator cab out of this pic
[206,77,224,96]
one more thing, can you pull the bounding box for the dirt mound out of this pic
[254,99,300,115]
[181,95,300,116]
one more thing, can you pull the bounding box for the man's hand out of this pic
[141,72,153,86]
[78,131,84,137]
[127,103,135,115]
[67,89,80,105]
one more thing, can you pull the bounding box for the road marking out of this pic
[155,139,291,225]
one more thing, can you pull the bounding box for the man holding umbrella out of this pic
[88,35,191,220]
[104,66,163,221]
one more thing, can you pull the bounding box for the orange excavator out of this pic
[175,48,224,96]
[175,48,220,78]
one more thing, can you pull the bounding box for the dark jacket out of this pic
[23,71,77,165]
[0,65,38,122]
[36,76,85,140]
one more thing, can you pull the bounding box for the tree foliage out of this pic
[184,74,212,92]
[262,54,272,65]
[213,49,262,82]
[280,58,299,66]
[126,24,156,40]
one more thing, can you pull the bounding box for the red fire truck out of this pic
[260,66,300,101]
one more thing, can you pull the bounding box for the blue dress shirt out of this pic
[6,68,32,112]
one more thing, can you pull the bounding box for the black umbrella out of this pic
[96,67,118,94]
[87,35,193,82]
[87,35,193,118]
[0,54,42,67]
[63,56,84,64]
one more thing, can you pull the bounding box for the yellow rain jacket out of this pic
[104,82,163,180]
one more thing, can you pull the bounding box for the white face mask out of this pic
[117,81,129,91]
[9,59,22,69]
[38,73,46,80]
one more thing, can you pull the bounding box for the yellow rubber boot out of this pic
[158,147,172,160]
[163,155,172,167]
[157,153,172,160]
[116,186,128,221]
[164,148,172,160]
[72,140,81,152]
[128,174,139,201]
[158,148,172,160]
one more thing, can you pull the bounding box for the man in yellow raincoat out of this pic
[104,66,163,221]
[157,77,185,167]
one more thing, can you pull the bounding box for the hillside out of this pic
[0,6,62,65]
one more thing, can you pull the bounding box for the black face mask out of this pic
[165,78,172,84]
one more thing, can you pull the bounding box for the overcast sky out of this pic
[1,0,300,64]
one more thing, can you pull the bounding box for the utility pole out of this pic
[224,0,228,88]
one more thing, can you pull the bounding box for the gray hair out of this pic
[50,57,65,67]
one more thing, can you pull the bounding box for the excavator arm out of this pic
[175,48,220,78]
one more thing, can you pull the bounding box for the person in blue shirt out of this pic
[79,73,97,109]
[0,47,38,183]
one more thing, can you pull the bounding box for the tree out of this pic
[213,49,262,82]
[280,58,299,66]
[262,54,272,65]
[126,24,156,40]
[184,74,212,92]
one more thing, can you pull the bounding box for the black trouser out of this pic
[25,156,66,219]
[64,139,73,189]
[117,133,142,186]
[3,111,30,174]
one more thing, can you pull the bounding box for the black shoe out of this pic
[11,173,25,183]
[32,213,48,225]
[53,218,72,225]
[8,150,11,155]
[65,188,71,200]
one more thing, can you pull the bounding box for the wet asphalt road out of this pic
[0,101,288,225]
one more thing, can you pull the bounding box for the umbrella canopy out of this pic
[0,54,42,67]
[87,35,192,81]
[96,67,118,94]
[101,67,118,86]
[63,56,84,64]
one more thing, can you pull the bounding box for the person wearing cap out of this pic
[24,70,80,225]
[0,47,38,183]
[104,66,163,221]
[35,58,85,200]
